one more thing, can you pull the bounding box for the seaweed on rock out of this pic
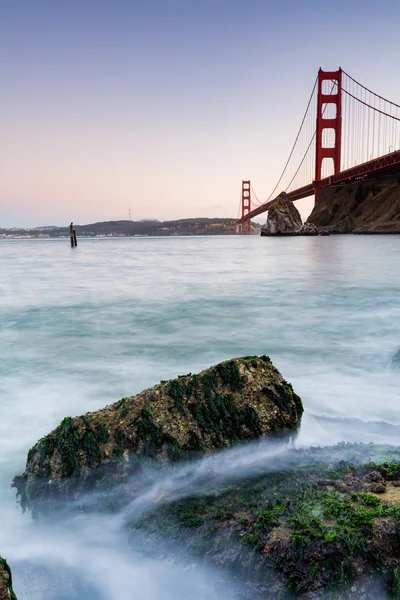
[12,355,303,512]
[131,444,400,599]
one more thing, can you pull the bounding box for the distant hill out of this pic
[0,218,260,238]
[72,218,237,236]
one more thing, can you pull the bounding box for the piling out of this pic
[70,222,77,247]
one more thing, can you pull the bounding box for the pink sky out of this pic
[1,0,399,227]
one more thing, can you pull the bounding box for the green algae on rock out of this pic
[131,444,400,600]
[12,356,303,512]
[0,558,17,600]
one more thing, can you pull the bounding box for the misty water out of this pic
[1,235,400,599]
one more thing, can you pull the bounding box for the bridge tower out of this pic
[315,68,342,203]
[238,180,251,233]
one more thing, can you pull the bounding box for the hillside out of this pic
[307,174,400,233]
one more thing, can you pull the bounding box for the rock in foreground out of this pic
[133,444,400,599]
[0,558,17,600]
[13,356,303,512]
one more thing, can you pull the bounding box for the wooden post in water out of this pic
[70,222,77,247]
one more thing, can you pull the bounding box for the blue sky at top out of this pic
[1,0,399,226]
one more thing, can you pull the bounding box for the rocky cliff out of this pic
[13,356,303,513]
[0,558,16,600]
[261,192,319,236]
[308,174,400,233]
[261,193,302,236]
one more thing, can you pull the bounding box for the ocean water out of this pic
[1,235,400,599]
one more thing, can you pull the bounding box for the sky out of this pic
[1,0,400,227]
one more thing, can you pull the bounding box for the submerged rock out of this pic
[132,444,400,599]
[391,348,400,370]
[0,557,17,600]
[13,355,303,512]
[261,192,302,236]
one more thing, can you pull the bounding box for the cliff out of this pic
[307,174,400,233]
[13,356,303,513]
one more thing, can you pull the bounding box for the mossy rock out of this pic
[13,355,303,513]
[131,443,400,599]
[0,557,17,600]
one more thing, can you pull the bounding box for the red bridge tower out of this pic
[315,68,342,202]
[238,180,251,233]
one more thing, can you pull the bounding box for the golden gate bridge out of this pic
[237,68,400,233]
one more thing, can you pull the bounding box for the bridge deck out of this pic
[239,149,400,222]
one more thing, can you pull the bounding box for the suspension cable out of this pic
[285,80,337,190]
[285,132,315,191]
[342,69,400,109]
[342,88,400,122]
[250,183,263,206]
[265,76,318,202]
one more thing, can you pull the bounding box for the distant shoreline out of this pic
[0,217,260,238]
[0,233,244,239]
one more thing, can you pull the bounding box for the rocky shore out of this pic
[0,558,17,600]
[132,443,400,599]
[260,174,400,236]
[9,355,400,598]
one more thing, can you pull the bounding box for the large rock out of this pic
[0,558,17,600]
[13,356,303,513]
[261,192,303,236]
[132,444,400,599]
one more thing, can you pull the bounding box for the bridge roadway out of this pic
[240,149,400,222]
